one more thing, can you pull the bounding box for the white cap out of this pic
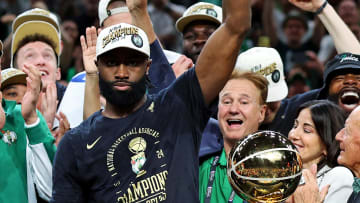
[176,2,222,33]
[11,8,61,67]
[96,23,150,58]
[235,47,288,102]
[98,0,129,26]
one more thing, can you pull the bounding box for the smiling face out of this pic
[15,41,60,89]
[288,108,327,169]
[218,78,266,152]
[336,106,360,175]
[328,73,360,114]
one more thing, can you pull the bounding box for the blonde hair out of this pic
[229,70,269,105]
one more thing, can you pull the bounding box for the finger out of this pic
[310,164,317,176]
[319,185,330,202]
[90,26,97,47]
[85,27,92,47]
[80,35,87,51]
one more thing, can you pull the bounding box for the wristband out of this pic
[315,1,328,15]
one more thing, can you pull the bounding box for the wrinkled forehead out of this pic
[219,79,260,100]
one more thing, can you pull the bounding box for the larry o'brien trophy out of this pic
[227,131,302,202]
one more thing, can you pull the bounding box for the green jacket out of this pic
[0,99,56,203]
[199,149,244,203]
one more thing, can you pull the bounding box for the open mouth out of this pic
[339,90,360,111]
[226,119,243,128]
[39,70,48,76]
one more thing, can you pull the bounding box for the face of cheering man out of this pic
[96,47,151,109]
[328,71,360,114]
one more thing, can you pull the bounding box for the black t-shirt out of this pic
[51,68,210,203]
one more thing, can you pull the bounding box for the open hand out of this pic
[80,26,100,75]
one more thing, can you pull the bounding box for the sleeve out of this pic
[25,110,56,161]
[25,110,57,201]
[321,166,354,203]
[148,39,176,94]
[51,131,85,203]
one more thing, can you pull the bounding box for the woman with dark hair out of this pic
[288,100,353,202]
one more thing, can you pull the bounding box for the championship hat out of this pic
[176,2,222,33]
[1,68,27,91]
[11,8,61,67]
[235,47,288,102]
[98,0,129,26]
[96,23,150,58]
[323,53,360,85]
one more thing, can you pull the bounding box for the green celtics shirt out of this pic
[0,99,56,203]
[199,149,244,203]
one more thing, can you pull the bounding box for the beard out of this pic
[99,75,147,109]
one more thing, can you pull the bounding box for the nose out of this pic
[343,74,358,86]
[335,128,345,142]
[288,128,299,141]
[229,102,240,115]
[114,64,129,80]
[193,34,207,47]
[35,55,46,67]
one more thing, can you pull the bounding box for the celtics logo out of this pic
[131,34,143,48]
[1,130,17,145]
[129,137,147,177]
[206,9,217,18]
[272,70,280,83]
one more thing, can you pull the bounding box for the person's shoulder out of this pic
[323,166,354,186]
[327,166,354,178]
[64,111,102,140]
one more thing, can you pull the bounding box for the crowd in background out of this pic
[2,0,360,98]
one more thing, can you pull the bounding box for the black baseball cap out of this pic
[323,53,360,85]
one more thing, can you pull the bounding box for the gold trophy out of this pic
[227,131,302,202]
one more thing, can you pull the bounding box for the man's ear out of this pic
[146,59,152,74]
[56,67,61,80]
[259,104,267,124]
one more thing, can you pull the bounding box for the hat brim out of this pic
[11,21,60,67]
[267,80,288,102]
[13,15,59,33]
[325,64,360,84]
[1,74,27,91]
[176,14,221,33]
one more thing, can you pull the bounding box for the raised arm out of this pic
[127,0,156,44]
[263,0,279,47]
[289,0,360,54]
[195,0,252,106]
[81,27,101,120]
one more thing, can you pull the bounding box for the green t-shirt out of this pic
[199,149,244,203]
[0,99,56,203]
